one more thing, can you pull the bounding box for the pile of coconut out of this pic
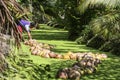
[56,53,106,80]
[24,39,107,60]
[24,39,108,80]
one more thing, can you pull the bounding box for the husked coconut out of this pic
[56,54,63,59]
[42,49,51,54]
[38,43,44,48]
[76,53,85,61]
[48,52,57,58]
[39,51,43,56]
[36,50,41,55]
[24,41,29,45]
[63,54,70,59]
[32,43,37,47]
[68,69,81,80]
[31,49,38,55]
[69,53,76,60]
[56,68,68,79]
[30,46,35,52]
[42,53,50,58]
[101,54,107,59]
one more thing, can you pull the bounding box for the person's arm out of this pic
[27,31,32,40]
[25,25,32,40]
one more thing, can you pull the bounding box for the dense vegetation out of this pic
[17,0,120,55]
[0,0,120,80]
[1,25,120,80]
[0,0,24,73]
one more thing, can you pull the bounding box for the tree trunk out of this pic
[0,33,11,72]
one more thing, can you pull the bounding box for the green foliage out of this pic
[1,24,120,80]
[2,52,76,80]
[86,35,106,49]
[76,25,94,44]
[0,0,26,47]
[87,10,120,55]
[18,0,120,56]
[76,0,120,56]
[99,36,120,56]
[78,0,120,13]
[89,11,120,40]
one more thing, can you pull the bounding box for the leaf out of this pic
[78,0,120,13]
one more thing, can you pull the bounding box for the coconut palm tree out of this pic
[0,0,25,46]
[78,0,120,55]
[78,0,120,38]
[0,0,25,72]
[78,0,120,13]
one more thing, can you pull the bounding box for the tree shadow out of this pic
[33,60,76,80]
[52,44,102,54]
[24,30,68,40]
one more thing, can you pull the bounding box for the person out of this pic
[17,18,35,40]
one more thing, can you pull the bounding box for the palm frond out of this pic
[89,11,120,39]
[0,0,25,47]
[78,0,120,13]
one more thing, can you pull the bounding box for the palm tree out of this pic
[78,0,120,13]
[78,0,120,38]
[78,0,120,54]
[0,0,25,46]
[0,0,25,72]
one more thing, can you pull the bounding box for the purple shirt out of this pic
[19,19,30,26]
[19,19,31,32]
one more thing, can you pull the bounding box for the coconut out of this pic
[56,69,68,79]
[31,49,38,55]
[86,68,93,74]
[95,54,102,59]
[42,49,51,55]
[39,51,45,56]
[36,50,41,55]
[24,41,29,45]
[69,53,76,60]
[49,45,54,49]
[76,53,86,61]
[43,44,50,49]
[59,72,68,79]
[48,52,57,58]
[94,58,101,66]
[101,54,107,59]
[29,42,33,46]
[79,60,86,67]
[32,43,37,47]
[42,53,50,58]
[63,54,70,59]
[67,51,73,55]
[56,54,63,59]
[86,61,92,67]
[30,46,35,51]
[68,69,81,80]
[80,70,84,75]
[32,39,37,43]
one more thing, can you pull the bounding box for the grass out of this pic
[16,24,120,80]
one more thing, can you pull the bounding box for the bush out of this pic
[86,36,105,49]
[110,38,120,56]
[99,37,120,56]
[99,41,112,52]
[76,26,94,44]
